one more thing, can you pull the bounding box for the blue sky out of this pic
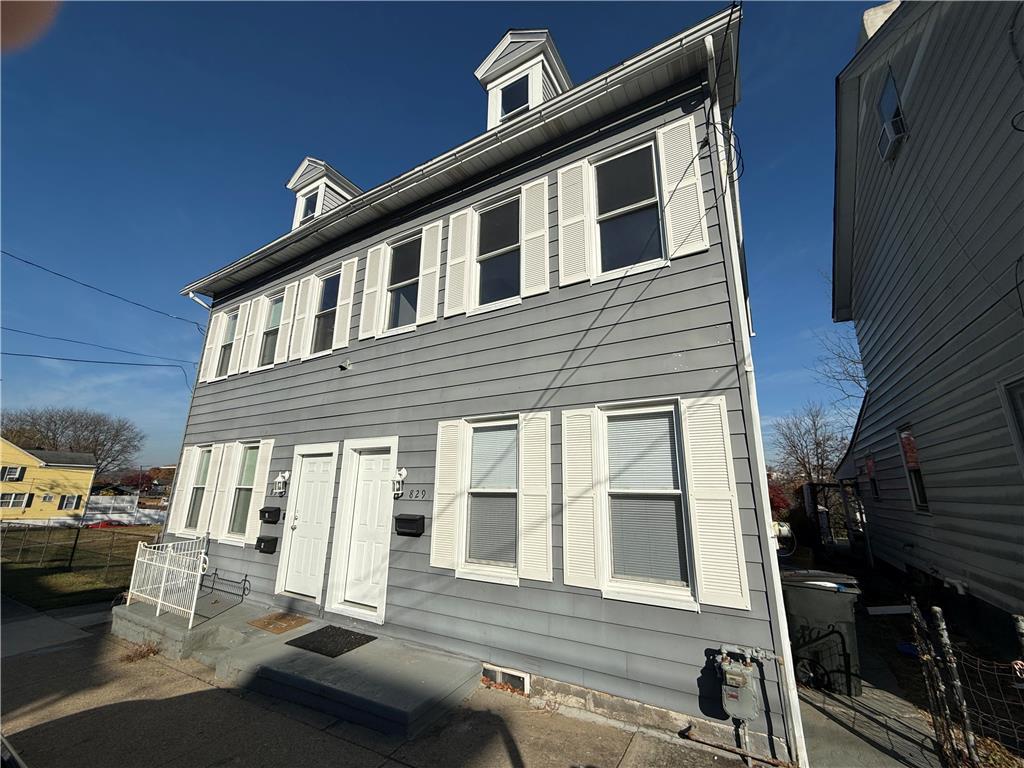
[2,2,871,466]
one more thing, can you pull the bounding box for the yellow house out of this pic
[0,438,96,521]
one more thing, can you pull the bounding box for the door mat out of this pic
[285,625,377,658]
[248,612,311,635]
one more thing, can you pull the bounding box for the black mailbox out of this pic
[394,514,424,537]
[259,506,281,524]
[255,536,278,554]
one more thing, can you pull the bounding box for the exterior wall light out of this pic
[272,471,290,497]
[392,467,407,497]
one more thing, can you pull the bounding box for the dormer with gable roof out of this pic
[286,157,362,230]
[475,29,572,130]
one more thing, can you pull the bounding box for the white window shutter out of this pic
[275,281,298,364]
[245,439,274,544]
[240,297,266,374]
[226,301,250,376]
[417,221,442,325]
[557,162,592,286]
[518,411,552,582]
[561,408,600,588]
[430,419,465,570]
[680,396,749,610]
[167,446,197,534]
[289,276,316,360]
[657,116,708,258]
[444,209,472,317]
[333,258,357,349]
[199,313,225,383]
[520,178,550,297]
[359,245,386,340]
[207,443,236,539]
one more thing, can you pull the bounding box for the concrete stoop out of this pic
[111,599,480,738]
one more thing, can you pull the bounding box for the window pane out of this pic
[266,297,284,329]
[468,493,517,565]
[878,74,900,123]
[501,75,529,116]
[390,239,421,285]
[478,248,520,306]
[195,450,212,486]
[478,199,520,256]
[596,146,657,216]
[610,495,688,584]
[598,204,663,272]
[185,488,204,529]
[222,313,238,343]
[388,283,418,329]
[607,411,679,490]
[259,329,278,367]
[471,424,517,488]
[311,310,335,353]
[238,446,260,486]
[302,192,318,219]
[216,344,232,377]
[229,488,253,535]
[318,274,340,312]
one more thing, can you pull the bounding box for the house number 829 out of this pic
[407,488,429,501]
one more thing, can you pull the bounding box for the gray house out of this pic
[833,1,1024,618]
[169,9,806,762]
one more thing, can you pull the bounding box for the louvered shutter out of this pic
[244,439,274,544]
[289,276,315,360]
[557,163,592,286]
[657,116,708,258]
[207,443,235,538]
[444,209,472,316]
[240,297,267,373]
[167,446,197,534]
[680,396,749,610]
[520,178,550,297]
[561,408,600,588]
[275,281,298,364]
[518,411,552,582]
[417,221,442,325]
[430,420,465,570]
[226,301,250,376]
[199,313,225,383]
[359,245,385,340]
[333,258,357,349]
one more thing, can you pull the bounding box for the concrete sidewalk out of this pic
[1,600,739,768]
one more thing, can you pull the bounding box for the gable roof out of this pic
[286,156,363,198]
[183,7,740,299]
[474,29,572,91]
[21,447,96,467]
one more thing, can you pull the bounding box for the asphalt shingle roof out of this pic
[22,448,96,467]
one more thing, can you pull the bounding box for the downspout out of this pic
[703,33,809,768]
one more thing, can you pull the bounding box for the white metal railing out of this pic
[126,536,209,629]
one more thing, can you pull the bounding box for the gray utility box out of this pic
[781,569,862,696]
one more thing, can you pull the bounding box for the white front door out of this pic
[342,449,393,608]
[283,453,334,598]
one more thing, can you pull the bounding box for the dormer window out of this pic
[501,75,529,120]
[286,157,362,230]
[299,190,319,225]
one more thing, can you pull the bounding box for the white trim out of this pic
[273,442,341,604]
[325,435,398,625]
[997,374,1024,470]
[467,295,522,317]
[468,192,523,315]
[252,291,286,372]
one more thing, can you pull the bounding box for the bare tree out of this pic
[2,407,145,476]
[770,402,849,485]
[812,324,867,430]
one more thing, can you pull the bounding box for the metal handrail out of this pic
[126,536,209,629]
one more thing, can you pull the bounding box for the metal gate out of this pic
[126,536,209,629]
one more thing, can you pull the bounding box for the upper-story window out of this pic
[216,311,239,378]
[877,71,907,161]
[500,75,529,120]
[594,144,663,275]
[476,197,521,307]
[299,190,319,225]
[258,295,285,368]
[184,447,213,530]
[1,466,25,482]
[386,235,421,331]
[898,426,928,511]
[311,272,341,354]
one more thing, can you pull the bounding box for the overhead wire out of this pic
[1,352,194,392]
[1,326,198,365]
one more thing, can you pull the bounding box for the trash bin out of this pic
[781,569,862,696]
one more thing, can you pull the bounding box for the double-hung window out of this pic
[299,190,318,225]
[58,494,80,511]
[1,466,24,481]
[0,493,27,508]
[593,144,664,275]
[467,421,518,568]
[605,408,688,587]
[215,311,239,378]
[227,444,259,536]
[386,236,420,331]
[897,426,928,511]
[310,272,341,355]
[476,197,521,308]
[184,447,213,530]
[500,75,529,120]
[258,295,285,368]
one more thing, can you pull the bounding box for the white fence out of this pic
[127,536,209,629]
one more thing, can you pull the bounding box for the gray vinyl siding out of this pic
[175,82,789,734]
[293,164,322,191]
[483,40,542,79]
[542,75,556,103]
[321,184,346,213]
[845,2,1024,613]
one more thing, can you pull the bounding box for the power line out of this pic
[2,249,206,334]
[2,352,193,391]
[1,326,198,365]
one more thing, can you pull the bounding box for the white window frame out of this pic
[468,191,524,317]
[897,425,929,513]
[213,310,239,381]
[485,56,552,130]
[456,415,521,586]
[182,446,213,533]
[58,494,80,511]
[1,466,24,482]
[499,73,530,122]
[588,139,669,284]
[378,230,423,338]
[293,180,326,229]
[594,400,698,612]
[224,442,261,542]
[307,268,343,359]
[42,494,54,503]
[0,493,28,508]
[254,292,286,371]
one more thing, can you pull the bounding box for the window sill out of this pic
[304,349,334,362]
[456,562,520,586]
[377,323,417,340]
[216,535,248,548]
[251,362,276,373]
[467,295,522,317]
[600,581,698,612]
[591,258,668,285]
